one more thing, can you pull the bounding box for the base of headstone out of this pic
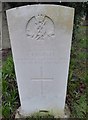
[15,104,70,118]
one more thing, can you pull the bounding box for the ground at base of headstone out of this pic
[15,104,70,119]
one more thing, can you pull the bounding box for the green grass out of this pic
[2,56,20,119]
[1,25,87,119]
[72,95,86,118]
[67,25,87,118]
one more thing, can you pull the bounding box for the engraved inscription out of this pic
[26,14,55,40]
[31,78,53,81]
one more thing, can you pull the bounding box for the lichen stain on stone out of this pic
[45,6,74,33]
[45,6,59,20]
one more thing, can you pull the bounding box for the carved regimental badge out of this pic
[26,14,55,40]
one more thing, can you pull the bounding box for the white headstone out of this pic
[6,5,74,117]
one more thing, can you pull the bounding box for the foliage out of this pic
[2,56,16,80]
[72,95,87,118]
[67,2,87,36]
[67,25,87,118]
[2,56,20,119]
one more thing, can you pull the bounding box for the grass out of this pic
[2,56,20,119]
[1,25,87,119]
[67,25,87,118]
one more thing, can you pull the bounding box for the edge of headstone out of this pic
[6,4,74,14]
[1,0,88,2]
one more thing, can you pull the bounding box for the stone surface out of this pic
[6,4,74,117]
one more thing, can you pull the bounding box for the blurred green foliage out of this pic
[2,56,20,119]
[2,56,16,80]
[67,25,87,118]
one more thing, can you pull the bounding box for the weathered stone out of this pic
[6,4,74,118]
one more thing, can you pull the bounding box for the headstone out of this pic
[6,5,74,117]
